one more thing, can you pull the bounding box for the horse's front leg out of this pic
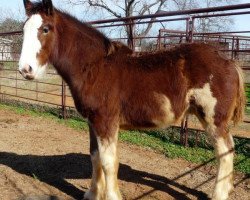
[98,132,121,200]
[84,125,106,200]
[85,117,122,200]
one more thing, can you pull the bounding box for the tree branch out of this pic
[87,0,122,18]
[128,0,136,8]
[139,0,162,16]
[138,0,167,37]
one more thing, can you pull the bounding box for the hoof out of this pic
[84,189,122,200]
[106,191,122,200]
[212,191,229,200]
[84,189,104,200]
[83,190,95,200]
[212,180,234,200]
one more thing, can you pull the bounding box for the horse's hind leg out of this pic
[210,124,234,200]
[196,117,234,200]
[190,84,234,200]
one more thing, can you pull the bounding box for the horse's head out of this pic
[19,0,55,80]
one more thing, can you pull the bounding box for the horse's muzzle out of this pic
[19,65,35,80]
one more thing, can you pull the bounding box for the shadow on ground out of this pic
[0,152,209,200]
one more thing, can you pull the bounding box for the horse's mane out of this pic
[57,10,111,49]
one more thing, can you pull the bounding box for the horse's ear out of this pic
[23,0,33,16]
[42,0,54,15]
[107,42,116,56]
[107,41,133,56]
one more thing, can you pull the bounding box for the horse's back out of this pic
[179,43,237,86]
[118,43,240,129]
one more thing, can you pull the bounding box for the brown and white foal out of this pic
[19,1,245,200]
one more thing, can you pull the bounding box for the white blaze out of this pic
[19,14,46,79]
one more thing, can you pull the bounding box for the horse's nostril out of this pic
[28,65,33,73]
[21,65,33,74]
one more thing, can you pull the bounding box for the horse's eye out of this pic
[43,26,49,34]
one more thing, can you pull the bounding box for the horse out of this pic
[19,1,245,200]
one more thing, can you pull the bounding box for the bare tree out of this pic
[0,7,24,33]
[65,0,170,47]
[0,14,23,59]
[65,0,238,46]
[175,0,238,32]
[0,18,23,33]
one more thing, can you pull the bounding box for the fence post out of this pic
[180,115,189,147]
[180,120,184,145]
[195,130,200,147]
[127,19,135,51]
[189,17,195,43]
[231,36,235,59]
[181,17,195,147]
[185,18,190,42]
[158,29,162,50]
[15,63,18,96]
[184,116,189,147]
[186,17,195,43]
[235,37,240,60]
[61,80,66,119]
[36,81,38,100]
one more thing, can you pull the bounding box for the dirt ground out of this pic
[0,109,249,200]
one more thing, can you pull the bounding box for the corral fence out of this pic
[0,3,250,147]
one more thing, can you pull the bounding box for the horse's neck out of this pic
[49,13,110,115]
[51,13,107,89]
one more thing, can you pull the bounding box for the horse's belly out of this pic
[120,93,176,129]
[120,112,175,130]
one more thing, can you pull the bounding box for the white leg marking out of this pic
[97,137,122,200]
[213,136,234,200]
[84,151,105,200]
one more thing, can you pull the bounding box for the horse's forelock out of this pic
[26,2,46,16]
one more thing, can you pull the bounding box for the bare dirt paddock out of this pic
[0,108,249,200]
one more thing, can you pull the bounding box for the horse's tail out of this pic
[232,62,246,125]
